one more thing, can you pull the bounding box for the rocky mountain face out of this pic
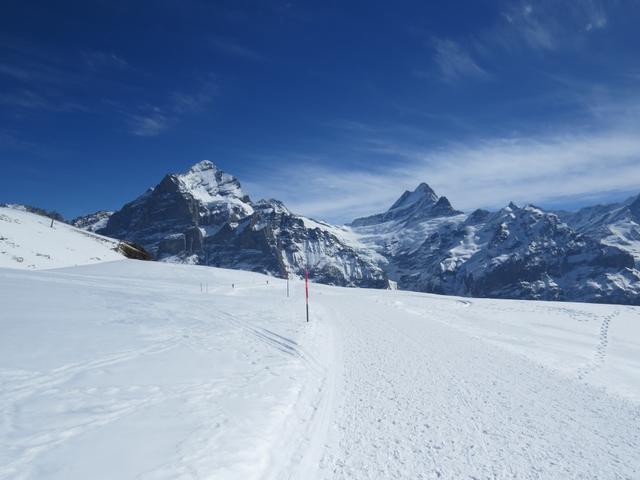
[559,194,640,267]
[96,161,387,287]
[390,204,639,304]
[102,161,254,252]
[71,210,113,232]
[76,160,640,305]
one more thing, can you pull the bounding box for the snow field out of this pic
[0,207,124,270]
[0,262,323,479]
[1,259,639,479]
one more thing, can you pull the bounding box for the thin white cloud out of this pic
[170,79,217,114]
[124,78,217,137]
[580,0,608,31]
[431,38,488,82]
[242,127,640,224]
[484,0,610,55]
[210,37,265,62]
[0,37,215,137]
[81,50,128,70]
[127,110,169,137]
[502,3,556,51]
[0,88,87,112]
[0,89,49,109]
[0,63,31,80]
[0,129,49,156]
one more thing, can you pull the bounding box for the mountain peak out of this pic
[416,182,435,192]
[351,183,459,227]
[165,161,254,213]
[389,183,438,211]
[189,159,217,173]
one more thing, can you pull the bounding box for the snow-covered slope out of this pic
[0,206,124,269]
[1,260,639,479]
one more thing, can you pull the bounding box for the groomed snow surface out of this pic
[1,259,640,479]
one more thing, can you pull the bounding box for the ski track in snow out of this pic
[1,261,640,479]
[314,296,639,479]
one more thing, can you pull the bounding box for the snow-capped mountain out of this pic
[98,161,388,287]
[560,194,640,266]
[103,160,254,250]
[393,203,640,304]
[352,182,461,228]
[346,184,640,304]
[71,160,640,304]
[349,183,465,258]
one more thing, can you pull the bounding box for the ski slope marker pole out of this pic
[305,269,309,322]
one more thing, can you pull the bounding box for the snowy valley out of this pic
[1,207,639,479]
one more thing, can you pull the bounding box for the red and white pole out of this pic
[305,269,309,322]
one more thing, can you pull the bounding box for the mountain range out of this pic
[72,160,640,305]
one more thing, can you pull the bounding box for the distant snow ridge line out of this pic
[76,160,640,305]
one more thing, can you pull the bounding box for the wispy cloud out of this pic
[170,79,217,115]
[126,109,169,137]
[0,63,31,80]
[0,36,217,137]
[124,78,217,137]
[0,89,50,110]
[499,3,556,51]
[417,1,616,89]
[210,37,265,62]
[578,0,608,31]
[0,88,87,112]
[0,129,49,156]
[429,38,488,82]
[480,0,610,56]
[0,43,126,114]
[243,115,640,223]
[81,50,128,70]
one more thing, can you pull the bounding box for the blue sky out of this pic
[1,0,640,223]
